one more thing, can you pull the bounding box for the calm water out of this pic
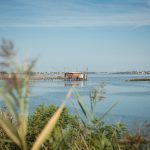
[28,74,150,127]
[1,74,150,127]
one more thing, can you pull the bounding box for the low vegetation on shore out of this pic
[0,104,149,150]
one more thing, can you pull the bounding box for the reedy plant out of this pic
[0,40,72,150]
[72,86,150,150]
[73,88,123,149]
[0,39,30,149]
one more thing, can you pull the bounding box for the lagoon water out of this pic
[28,73,150,128]
[1,74,150,128]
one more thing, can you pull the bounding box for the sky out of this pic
[0,0,150,72]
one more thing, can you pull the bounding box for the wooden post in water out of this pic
[83,68,88,81]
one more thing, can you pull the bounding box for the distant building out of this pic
[64,72,87,80]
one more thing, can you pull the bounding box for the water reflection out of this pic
[29,80,87,88]
[64,81,87,87]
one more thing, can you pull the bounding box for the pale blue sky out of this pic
[0,0,150,72]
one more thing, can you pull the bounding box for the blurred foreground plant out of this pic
[0,40,72,150]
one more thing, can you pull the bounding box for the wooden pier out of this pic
[0,72,88,81]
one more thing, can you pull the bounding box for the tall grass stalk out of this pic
[32,88,73,150]
[0,40,73,150]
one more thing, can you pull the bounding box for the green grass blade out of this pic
[0,86,19,108]
[73,88,93,120]
[0,139,13,143]
[25,58,37,74]
[99,102,118,122]
[0,115,20,146]
[0,94,18,119]
[74,93,88,119]
[81,134,90,150]
[9,90,19,107]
